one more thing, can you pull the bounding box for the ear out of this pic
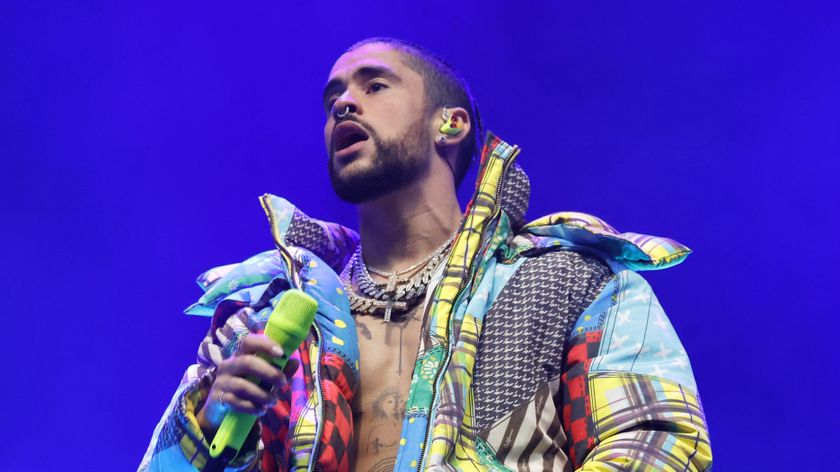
[435,106,471,144]
[433,106,471,161]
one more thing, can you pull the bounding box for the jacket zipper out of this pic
[260,194,323,469]
[307,323,326,472]
[260,194,282,249]
[416,148,518,471]
[260,194,299,283]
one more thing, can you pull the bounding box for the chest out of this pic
[350,305,425,470]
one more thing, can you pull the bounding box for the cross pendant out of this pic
[369,297,406,322]
[384,298,394,322]
[385,274,397,293]
[383,275,398,322]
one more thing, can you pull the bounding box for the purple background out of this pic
[2,1,838,469]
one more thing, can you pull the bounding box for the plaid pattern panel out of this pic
[620,232,690,270]
[561,330,602,466]
[583,372,712,471]
[423,133,522,468]
[522,212,692,271]
[427,314,483,468]
[427,133,518,343]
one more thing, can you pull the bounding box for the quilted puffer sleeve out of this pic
[560,270,712,471]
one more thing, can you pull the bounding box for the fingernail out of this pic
[271,346,284,358]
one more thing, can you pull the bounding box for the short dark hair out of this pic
[346,37,483,187]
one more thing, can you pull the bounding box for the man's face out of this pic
[323,43,431,203]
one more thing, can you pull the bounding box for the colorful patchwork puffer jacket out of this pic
[140,133,712,471]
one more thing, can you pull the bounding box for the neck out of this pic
[356,168,462,273]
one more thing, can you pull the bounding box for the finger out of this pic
[220,389,270,416]
[237,333,285,360]
[219,355,286,391]
[223,376,278,409]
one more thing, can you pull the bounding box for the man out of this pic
[141,38,712,471]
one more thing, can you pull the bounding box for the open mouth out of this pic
[332,121,370,154]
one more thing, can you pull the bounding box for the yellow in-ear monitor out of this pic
[439,107,463,136]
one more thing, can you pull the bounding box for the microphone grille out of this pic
[265,289,319,347]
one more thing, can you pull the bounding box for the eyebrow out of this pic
[322,65,401,110]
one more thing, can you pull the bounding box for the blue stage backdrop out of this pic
[2,1,837,469]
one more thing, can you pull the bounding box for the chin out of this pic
[331,156,369,182]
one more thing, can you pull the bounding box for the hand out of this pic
[196,333,288,437]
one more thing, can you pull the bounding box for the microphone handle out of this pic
[208,289,318,463]
[209,351,285,460]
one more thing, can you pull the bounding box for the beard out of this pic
[328,117,431,204]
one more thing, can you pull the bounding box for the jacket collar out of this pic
[258,132,525,271]
[258,132,691,275]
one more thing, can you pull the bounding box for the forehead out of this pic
[328,43,418,82]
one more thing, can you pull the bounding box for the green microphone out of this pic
[209,289,318,461]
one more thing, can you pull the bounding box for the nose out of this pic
[331,90,360,120]
[333,104,355,120]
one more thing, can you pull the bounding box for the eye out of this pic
[367,82,387,94]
